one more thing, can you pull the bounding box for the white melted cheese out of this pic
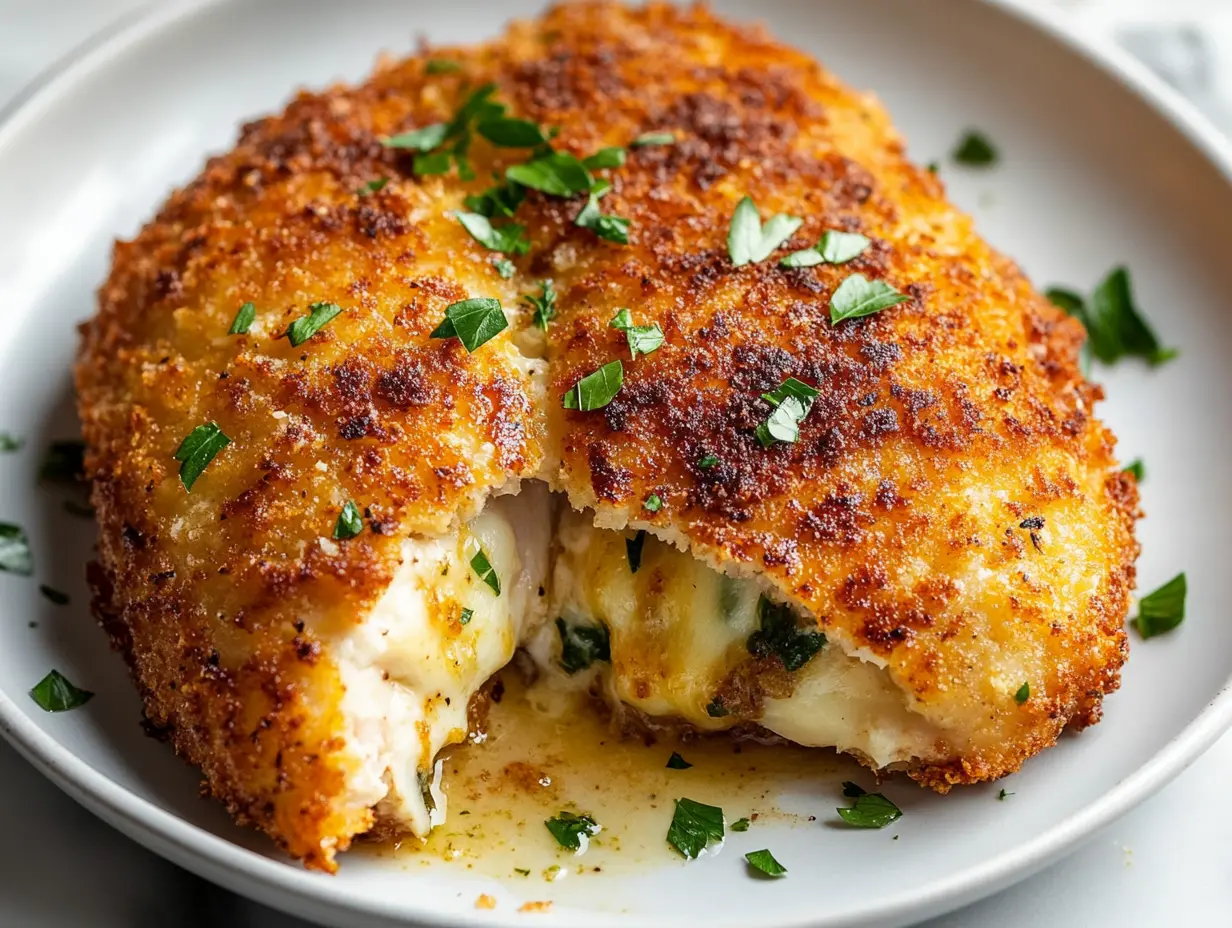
[532,508,942,768]
[336,483,552,836]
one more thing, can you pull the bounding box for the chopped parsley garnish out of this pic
[333,501,364,540]
[747,595,825,672]
[644,493,663,513]
[575,181,630,244]
[0,433,21,452]
[731,817,751,832]
[583,147,627,170]
[545,811,601,852]
[998,789,1014,801]
[667,798,725,860]
[382,123,449,152]
[1124,458,1145,481]
[39,440,85,483]
[631,131,675,148]
[755,377,819,447]
[1133,573,1186,639]
[745,849,787,877]
[837,792,902,828]
[698,454,719,470]
[356,177,389,196]
[465,182,526,219]
[556,617,611,674]
[384,84,504,179]
[842,781,866,798]
[626,530,646,573]
[228,302,256,335]
[514,867,531,877]
[286,301,343,346]
[459,607,474,626]
[829,273,910,324]
[666,752,692,770]
[926,161,939,173]
[523,280,557,331]
[39,585,69,605]
[173,422,230,492]
[430,297,509,352]
[477,116,550,148]
[0,523,33,575]
[455,211,530,255]
[470,547,501,595]
[727,196,803,267]
[425,59,462,74]
[1014,681,1030,703]
[1046,268,1176,366]
[507,151,593,196]
[493,257,516,279]
[412,152,452,175]
[781,230,870,268]
[562,360,624,411]
[29,669,93,712]
[952,130,999,167]
[609,308,664,358]
[705,697,729,718]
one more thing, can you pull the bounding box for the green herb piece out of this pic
[829,274,910,324]
[698,453,719,470]
[556,617,611,674]
[228,302,256,335]
[745,849,787,877]
[755,377,819,447]
[173,423,230,491]
[29,669,93,712]
[0,433,21,452]
[523,280,557,331]
[477,116,549,148]
[819,230,871,264]
[731,817,751,832]
[747,595,825,672]
[609,308,664,358]
[562,360,624,411]
[459,607,474,626]
[493,257,516,279]
[631,131,675,148]
[0,523,33,575]
[705,697,729,718]
[425,59,462,75]
[837,792,902,828]
[507,151,593,197]
[626,530,646,573]
[952,130,999,167]
[779,247,825,269]
[286,301,343,346]
[1124,458,1145,481]
[545,811,601,852]
[583,147,626,170]
[412,151,453,175]
[40,440,85,483]
[465,182,526,219]
[1014,681,1030,703]
[575,184,630,244]
[1048,269,1176,367]
[356,177,389,196]
[382,123,449,151]
[333,501,364,540]
[727,196,803,267]
[666,752,692,770]
[644,493,663,513]
[430,297,509,352]
[470,547,501,595]
[514,867,531,877]
[455,211,530,255]
[39,585,69,605]
[1133,573,1186,639]
[667,798,725,860]
[998,789,1014,801]
[842,781,866,798]
[926,161,939,173]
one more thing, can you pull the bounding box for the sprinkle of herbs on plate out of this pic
[698,453,719,470]
[39,585,69,605]
[333,501,364,540]
[455,211,530,255]
[747,595,825,672]
[507,151,593,197]
[228,301,256,335]
[951,129,999,167]
[477,116,550,148]
[626,530,646,574]
[173,423,230,492]
[1046,268,1176,367]
[829,273,910,324]
[382,123,449,152]
[1015,681,1030,703]
[745,849,787,878]
[459,607,474,626]
[0,433,21,452]
[755,377,819,447]
[556,618,611,674]
[523,280,558,332]
[29,669,93,712]
[356,177,389,196]
[575,181,630,244]
[727,196,803,267]
[582,147,627,170]
[545,811,601,852]
[644,493,663,513]
[842,781,866,798]
[631,131,676,148]
[0,523,33,575]
[1124,458,1145,481]
[998,789,1014,801]
[492,257,516,279]
[837,792,902,828]
[470,547,501,595]
[781,230,870,268]
[666,752,692,770]
[667,797,725,860]
[731,817,751,832]
[609,308,664,359]
[562,360,624,411]
[1133,573,1186,639]
[430,297,509,352]
[425,59,462,75]
[286,301,343,346]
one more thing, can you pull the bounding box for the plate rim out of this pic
[0,1,1230,926]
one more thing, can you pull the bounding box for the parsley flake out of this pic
[1047,268,1176,366]
[382,123,449,151]
[575,182,630,244]
[609,308,664,358]
[556,617,611,674]
[0,433,21,452]
[477,116,549,148]
[952,130,999,167]
[583,147,626,170]
[644,493,663,513]
[173,423,230,491]
[781,230,870,268]
[1134,573,1186,639]
[228,302,256,335]
[356,177,389,196]
[626,530,646,573]
[430,297,509,352]
[286,301,343,346]
[1015,681,1030,703]
[493,257,516,279]
[829,274,910,324]
[667,798,725,860]
[755,377,819,447]
[459,607,474,626]
[745,849,787,878]
[425,59,462,75]
[837,792,902,829]
[507,151,593,196]
[545,811,601,852]
[39,585,69,605]
[727,196,803,267]
[666,752,692,770]
[998,789,1014,801]
[470,548,501,595]
[631,131,675,148]
[0,523,33,575]
[747,595,825,672]
[333,501,364,540]
[562,360,624,411]
[456,211,530,255]
[523,280,557,331]
[1124,458,1145,481]
[29,669,93,712]
[731,817,751,832]
[412,151,452,175]
[465,182,525,219]
[698,453,719,470]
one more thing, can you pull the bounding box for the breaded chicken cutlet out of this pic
[75,1,1139,871]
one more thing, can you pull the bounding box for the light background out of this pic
[1,2,1229,925]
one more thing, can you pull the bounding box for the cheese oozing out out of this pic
[335,483,552,836]
[527,507,944,769]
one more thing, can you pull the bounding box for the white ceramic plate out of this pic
[1,1,1230,926]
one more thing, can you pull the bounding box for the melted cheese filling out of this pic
[530,508,942,768]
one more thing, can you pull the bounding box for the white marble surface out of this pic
[2,2,1230,925]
